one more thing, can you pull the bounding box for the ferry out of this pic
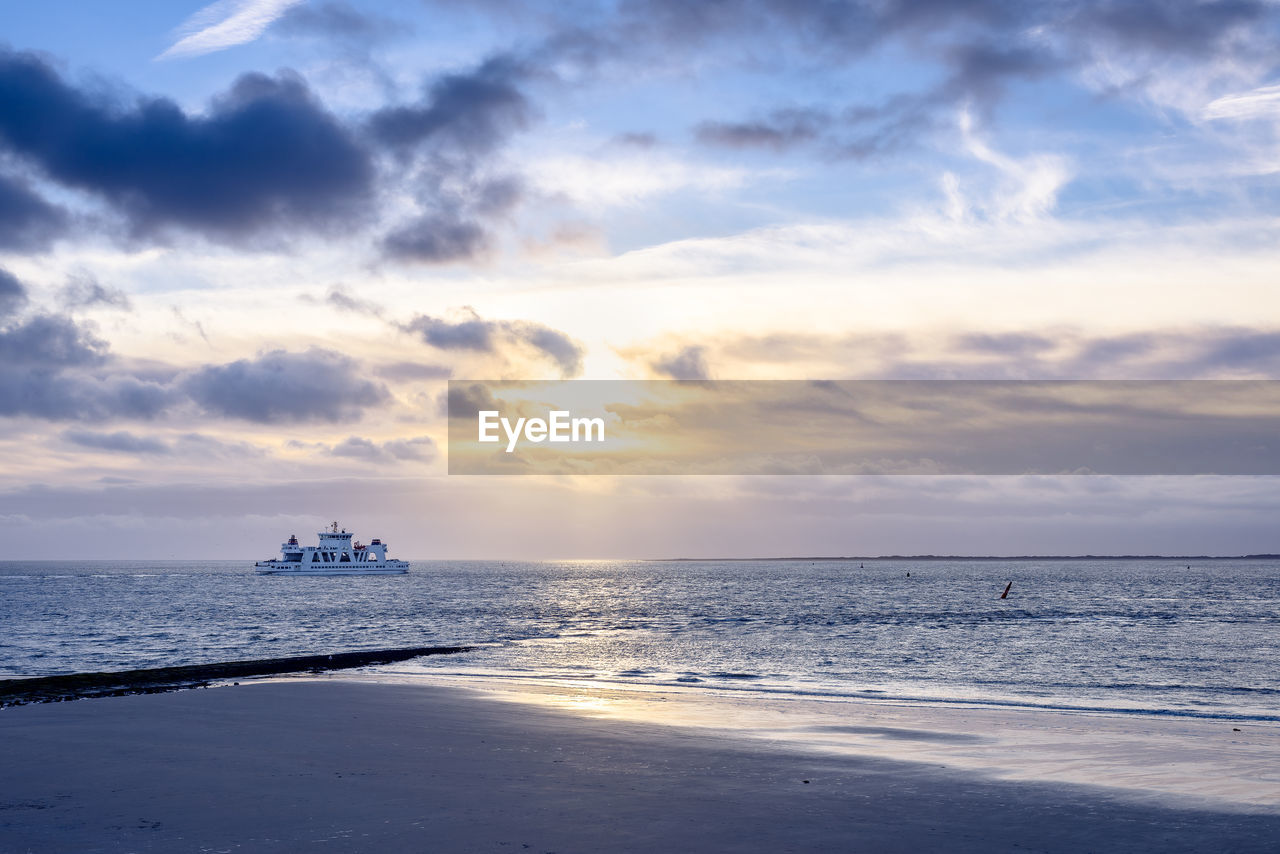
[255,522,409,575]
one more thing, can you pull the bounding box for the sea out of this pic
[2,559,1278,722]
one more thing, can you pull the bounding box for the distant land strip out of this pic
[0,646,473,709]
[656,554,1280,562]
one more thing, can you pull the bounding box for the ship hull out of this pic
[254,561,409,576]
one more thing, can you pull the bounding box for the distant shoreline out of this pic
[655,554,1280,562]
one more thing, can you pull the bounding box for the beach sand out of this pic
[1,678,1277,853]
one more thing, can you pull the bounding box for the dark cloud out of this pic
[0,370,173,420]
[406,313,495,351]
[63,428,169,455]
[473,175,524,216]
[695,108,830,152]
[519,325,584,377]
[403,310,583,376]
[374,361,452,381]
[0,172,67,250]
[331,435,386,461]
[183,348,389,423]
[678,1,1264,159]
[59,273,132,312]
[275,1,401,43]
[617,0,1270,63]
[370,55,535,264]
[445,382,504,421]
[381,213,489,263]
[0,267,27,317]
[383,436,436,461]
[651,345,711,381]
[0,276,392,424]
[320,285,383,317]
[1196,331,1280,371]
[0,314,106,367]
[696,40,1063,159]
[1074,0,1266,56]
[680,326,1280,380]
[0,50,374,243]
[942,42,1064,106]
[368,55,530,154]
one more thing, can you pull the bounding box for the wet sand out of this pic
[1,679,1276,853]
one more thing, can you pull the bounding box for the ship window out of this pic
[340,553,351,563]
[369,553,378,560]
[312,553,320,562]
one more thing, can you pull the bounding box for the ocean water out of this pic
[1,559,1278,721]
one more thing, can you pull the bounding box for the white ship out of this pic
[255,522,409,575]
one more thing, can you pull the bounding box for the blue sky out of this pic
[3,1,1280,557]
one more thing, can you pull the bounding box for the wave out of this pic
[404,667,1280,723]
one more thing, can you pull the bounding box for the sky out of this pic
[3,0,1280,558]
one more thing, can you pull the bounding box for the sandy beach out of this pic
[2,678,1277,853]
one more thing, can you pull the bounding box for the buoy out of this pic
[1000,581,1012,599]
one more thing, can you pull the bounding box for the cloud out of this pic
[327,434,436,463]
[1071,0,1266,57]
[695,108,830,152]
[381,213,490,263]
[183,348,389,423]
[402,309,584,377]
[374,361,452,381]
[368,55,531,154]
[316,285,382,317]
[528,151,748,209]
[1203,84,1280,121]
[59,273,133,312]
[330,436,385,461]
[694,40,1062,161]
[0,370,174,420]
[654,325,1280,381]
[0,271,172,421]
[62,429,170,455]
[370,56,533,264]
[955,113,1070,221]
[445,382,502,420]
[0,314,106,368]
[651,345,711,380]
[382,435,436,461]
[275,1,398,43]
[0,173,67,251]
[0,51,374,243]
[158,0,305,60]
[0,268,27,317]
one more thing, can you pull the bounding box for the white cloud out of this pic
[157,0,304,60]
[957,110,1071,223]
[1203,84,1280,121]
[528,152,752,211]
